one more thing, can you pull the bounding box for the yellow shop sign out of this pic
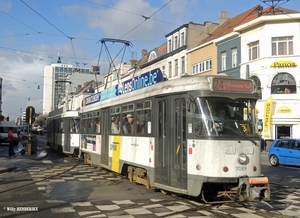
[270,60,297,68]
[276,106,292,113]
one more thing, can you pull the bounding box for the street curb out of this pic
[0,166,17,173]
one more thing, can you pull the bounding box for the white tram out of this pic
[47,108,80,155]
[56,68,270,202]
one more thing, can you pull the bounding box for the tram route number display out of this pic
[212,78,253,93]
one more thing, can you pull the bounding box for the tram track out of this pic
[0,151,291,217]
[0,152,82,193]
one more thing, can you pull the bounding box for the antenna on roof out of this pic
[57,49,61,63]
[260,0,290,14]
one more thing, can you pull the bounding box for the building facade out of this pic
[236,12,300,144]
[43,62,100,115]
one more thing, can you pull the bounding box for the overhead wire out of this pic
[20,0,78,65]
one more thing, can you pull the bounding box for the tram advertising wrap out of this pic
[83,68,163,106]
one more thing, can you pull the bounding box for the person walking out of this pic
[8,127,15,156]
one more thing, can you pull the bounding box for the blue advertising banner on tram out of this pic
[83,68,163,106]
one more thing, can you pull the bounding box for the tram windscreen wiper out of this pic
[221,121,258,146]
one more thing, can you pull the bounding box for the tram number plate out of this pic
[236,166,247,171]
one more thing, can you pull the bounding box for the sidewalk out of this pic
[0,142,48,174]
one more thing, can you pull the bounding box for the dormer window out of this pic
[148,51,157,62]
[174,36,178,50]
[168,39,172,53]
[181,32,185,47]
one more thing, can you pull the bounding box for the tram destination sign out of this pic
[212,78,253,93]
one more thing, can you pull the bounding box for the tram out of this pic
[75,68,270,203]
[47,107,80,155]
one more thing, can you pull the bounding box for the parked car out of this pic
[268,138,300,167]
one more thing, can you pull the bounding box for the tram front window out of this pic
[193,97,257,137]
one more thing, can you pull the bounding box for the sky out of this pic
[0,0,299,120]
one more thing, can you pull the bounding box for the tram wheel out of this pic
[269,154,279,166]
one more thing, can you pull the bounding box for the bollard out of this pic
[27,134,31,155]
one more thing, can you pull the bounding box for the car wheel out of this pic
[269,154,279,166]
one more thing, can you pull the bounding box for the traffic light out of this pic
[26,106,35,124]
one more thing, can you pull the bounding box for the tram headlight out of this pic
[238,153,247,164]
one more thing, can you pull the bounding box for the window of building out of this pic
[271,72,296,94]
[232,48,237,68]
[162,65,165,75]
[168,39,172,53]
[221,52,226,71]
[181,56,185,74]
[174,59,178,76]
[148,51,157,62]
[168,62,172,78]
[248,41,259,61]
[174,36,178,50]
[250,76,262,99]
[181,32,185,47]
[192,59,212,75]
[206,60,212,71]
[192,64,199,75]
[272,36,293,56]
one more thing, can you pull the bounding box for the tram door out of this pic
[155,96,187,190]
[64,118,71,153]
[101,109,109,167]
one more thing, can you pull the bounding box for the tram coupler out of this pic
[237,176,270,202]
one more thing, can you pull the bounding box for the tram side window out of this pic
[85,112,94,134]
[82,113,93,134]
[94,117,100,134]
[111,107,121,134]
[87,119,94,134]
[94,111,101,134]
[136,100,151,135]
[111,115,120,134]
[81,119,87,134]
[70,119,80,133]
[122,104,134,134]
[60,119,64,133]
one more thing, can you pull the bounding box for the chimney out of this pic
[218,11,230,25]
[142,49,148,60]
[257,6,263,17]
[130,59,138,66]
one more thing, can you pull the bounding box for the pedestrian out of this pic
[8,127,15,156]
